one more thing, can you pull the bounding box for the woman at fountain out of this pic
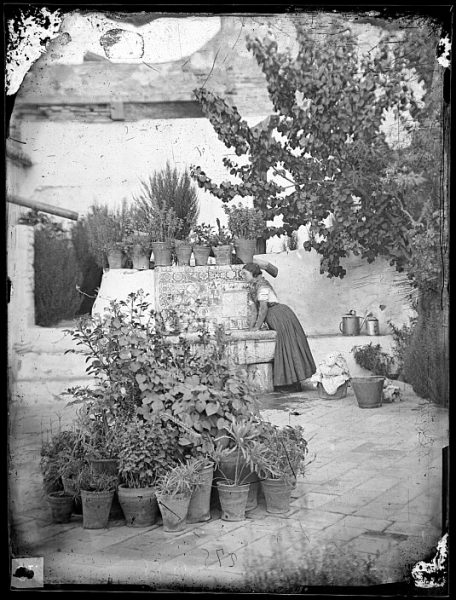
[241,262,316,391]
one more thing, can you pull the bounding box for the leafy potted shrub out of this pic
[224,203,264,264]
[189,223,216,266]
[77,465,118,529]
[155,459,204,532]
[211,218,233,265]
[86,202,132,269]
[254,423,309,514]
[312,353,351,399]
[117,416,183,528]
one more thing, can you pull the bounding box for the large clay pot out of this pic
[156,492,192,532]
[216,481,250,521]
[131,244,151,270]
[175,243,193,266]
[212,245,232,265]
[216,454,259,511]
[351,376,384,408]
[47,492,74,523]
[88,458,122,520]
[107,248,123,269]
[152,242,172,266]
[234,238,257,264]
[81,490,114,529]
[261,478,293,514]
[117,485,158,527]
[187,464,214,523]
[193,245,211,266]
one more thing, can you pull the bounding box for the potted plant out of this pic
[40,429,86,522]
[211,417,260,521]
[86,202,132,269]
[116,416,183,528]
[254,423,309,514]
[155,459,203,532]
[224,203,264,264]
[350,344,391,408]
[189,223,216,266]
[211,218,233,265]
[77,465,118,529]
[312,353,351,399]
[186,455,215,524]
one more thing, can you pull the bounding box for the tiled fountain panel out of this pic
[154,265,251,331]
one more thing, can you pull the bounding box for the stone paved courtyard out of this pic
[8,381,448,591]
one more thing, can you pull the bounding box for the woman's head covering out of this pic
[242,262,262,277]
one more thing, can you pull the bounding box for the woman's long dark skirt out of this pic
[266,303,316,387]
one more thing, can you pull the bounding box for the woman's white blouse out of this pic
[256,284,279,303]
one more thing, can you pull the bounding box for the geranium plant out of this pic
[189,223,216,246]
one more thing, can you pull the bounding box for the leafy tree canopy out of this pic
[191,16,446,286]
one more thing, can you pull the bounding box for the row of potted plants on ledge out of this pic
[87,201,265,269]
[41,291,311,531]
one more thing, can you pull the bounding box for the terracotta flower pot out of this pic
[187,464,214,523]
[156,492,192,532]
[107,248,123,269]
[193,245,211,266]
[131,244,151,270]
[175,243,193,266]
[47,492,74,523]
[118,484,158,527]
[152,242,172,266]
[216,481,250,521]
[81,489,114,529]
[234,238,257,264]
[261,478,293,514]
[212,245,232,265]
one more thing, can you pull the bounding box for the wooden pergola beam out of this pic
[7,195,79,221]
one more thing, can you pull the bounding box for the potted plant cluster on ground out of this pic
[52,290,311,531]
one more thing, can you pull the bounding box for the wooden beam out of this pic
[7,195,79,221]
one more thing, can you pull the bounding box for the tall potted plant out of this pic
[117,416,183,528]
[224,203,264,264]
[174,237,193,266]
[189,223,216,266]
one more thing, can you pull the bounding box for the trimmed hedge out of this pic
[34,225,82,326]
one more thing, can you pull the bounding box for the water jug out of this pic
[339,310,361,336]
[366,317,380,336]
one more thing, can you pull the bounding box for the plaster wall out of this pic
[17,117,268,229]
[256,249,415,336]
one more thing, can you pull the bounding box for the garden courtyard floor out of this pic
[9,381,448,592]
